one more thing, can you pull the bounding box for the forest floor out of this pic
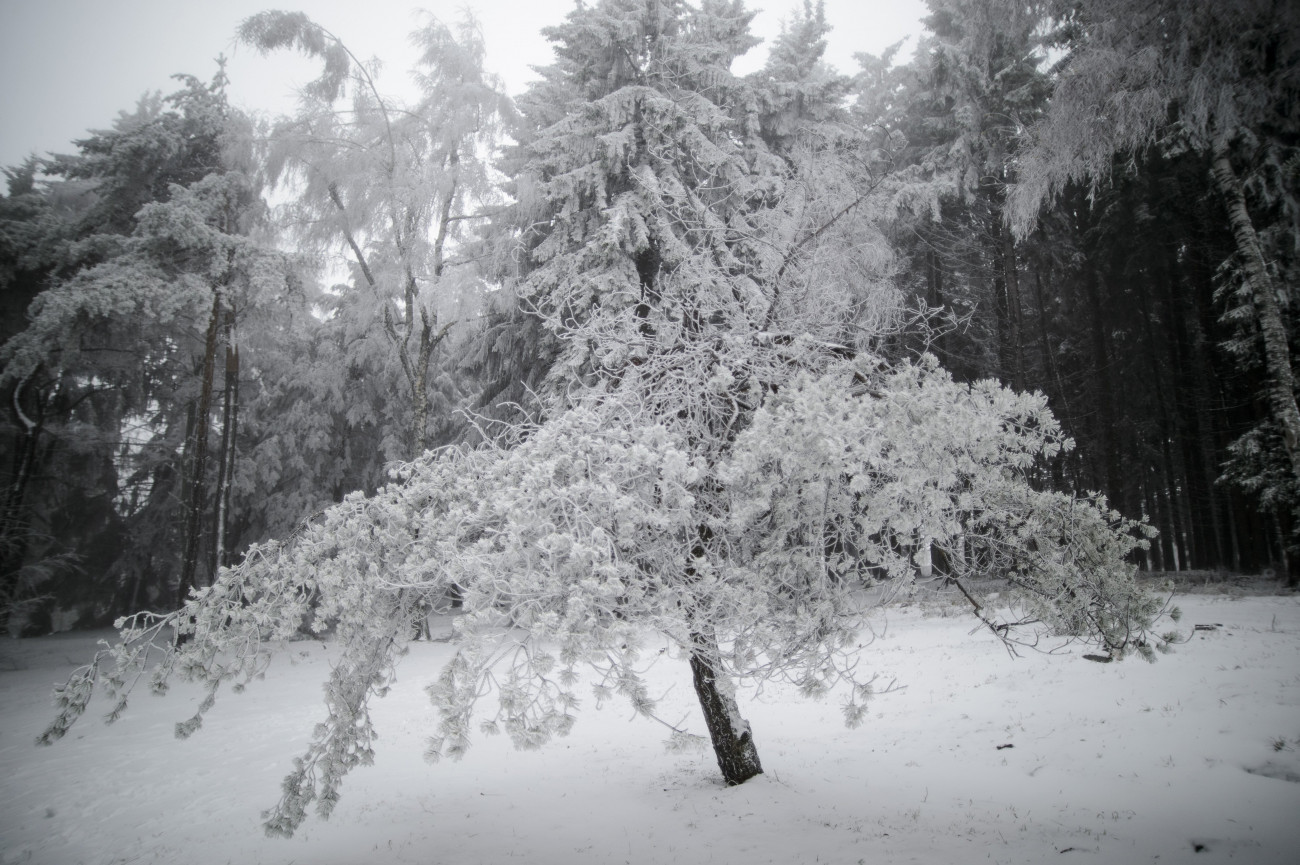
[1,585,1298,865]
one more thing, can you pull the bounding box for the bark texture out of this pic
[177,291,223,608]
[689,630,763,786]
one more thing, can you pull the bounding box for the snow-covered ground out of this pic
[2,590,1298,865]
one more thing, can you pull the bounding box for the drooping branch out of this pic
[326,181,378,289]
[238,12,397,172]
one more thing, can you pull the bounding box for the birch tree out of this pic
[238,11,512,456]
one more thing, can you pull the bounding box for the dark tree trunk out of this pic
[689,629,762,786]
[1135,273,1195,568]
[1083,265,1121,504]
[1224,487,1243,573]
[177,291,223,608]
[1160,482,1183,571]
[999,218,1025,390]
[1032,270,1066,411]
[0,371,43,629]
[1142,481,1164,571]
[926,249,951,368]
[1272,513,1291,580]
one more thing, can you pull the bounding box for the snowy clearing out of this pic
[2,590,1298,865]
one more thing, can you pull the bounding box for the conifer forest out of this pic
[2,0,1299,851]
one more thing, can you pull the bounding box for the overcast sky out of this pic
[0,0,926,171]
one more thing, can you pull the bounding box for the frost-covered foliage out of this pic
[0,72,306,618]
[726,355,1172,660]
[238,10,513,456]
[1009,0,1300,231]
[38,353,1172,834]
[39,0,1174,838]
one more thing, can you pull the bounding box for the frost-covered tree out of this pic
[0,71,299,621]
[39,0,1173,837]
[237,11,512,456]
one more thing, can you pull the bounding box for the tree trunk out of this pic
[1000,218,1025,390]
[1143,481,1165,571]
[1150,484,1170,571]
[210,313,238,579]
[1162,484,1183,571]
[689,629,762,786]
[1033,270,1067,413]
[412,303,431,454]
[409,146,459,455]
[1136,275,1195,567]
[177,291,223,608]
[0,371,42,630]
[1083,265,1121,504]
[1224,486,1243,572]
[1209,139,1300,482]
[926,249,950,367]
[1272,512,1291,580]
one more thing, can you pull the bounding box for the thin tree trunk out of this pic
[1136,276,1195,568]
[210,313,238,578]
[1144,480,1165,571]
[177,291,223,608]
[1271,512,1291,581]
[223,339,239,559]
[1171,265,1228,569]
[1163,484,1183,572]
[1137,481,1154,571]
[1033,270,1068,415]
[1083,265,1121,504]
[926,249,949,366]
[1000,218,1025,390]
[409,147,459,455]
[328,182,378,290]
[0,371,42,629]
[1209,139,1300,481]
[1224,487,1242,572]
[992,271,1012,385]
[689,628,763,786]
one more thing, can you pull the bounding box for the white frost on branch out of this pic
[38,351,1175,835]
